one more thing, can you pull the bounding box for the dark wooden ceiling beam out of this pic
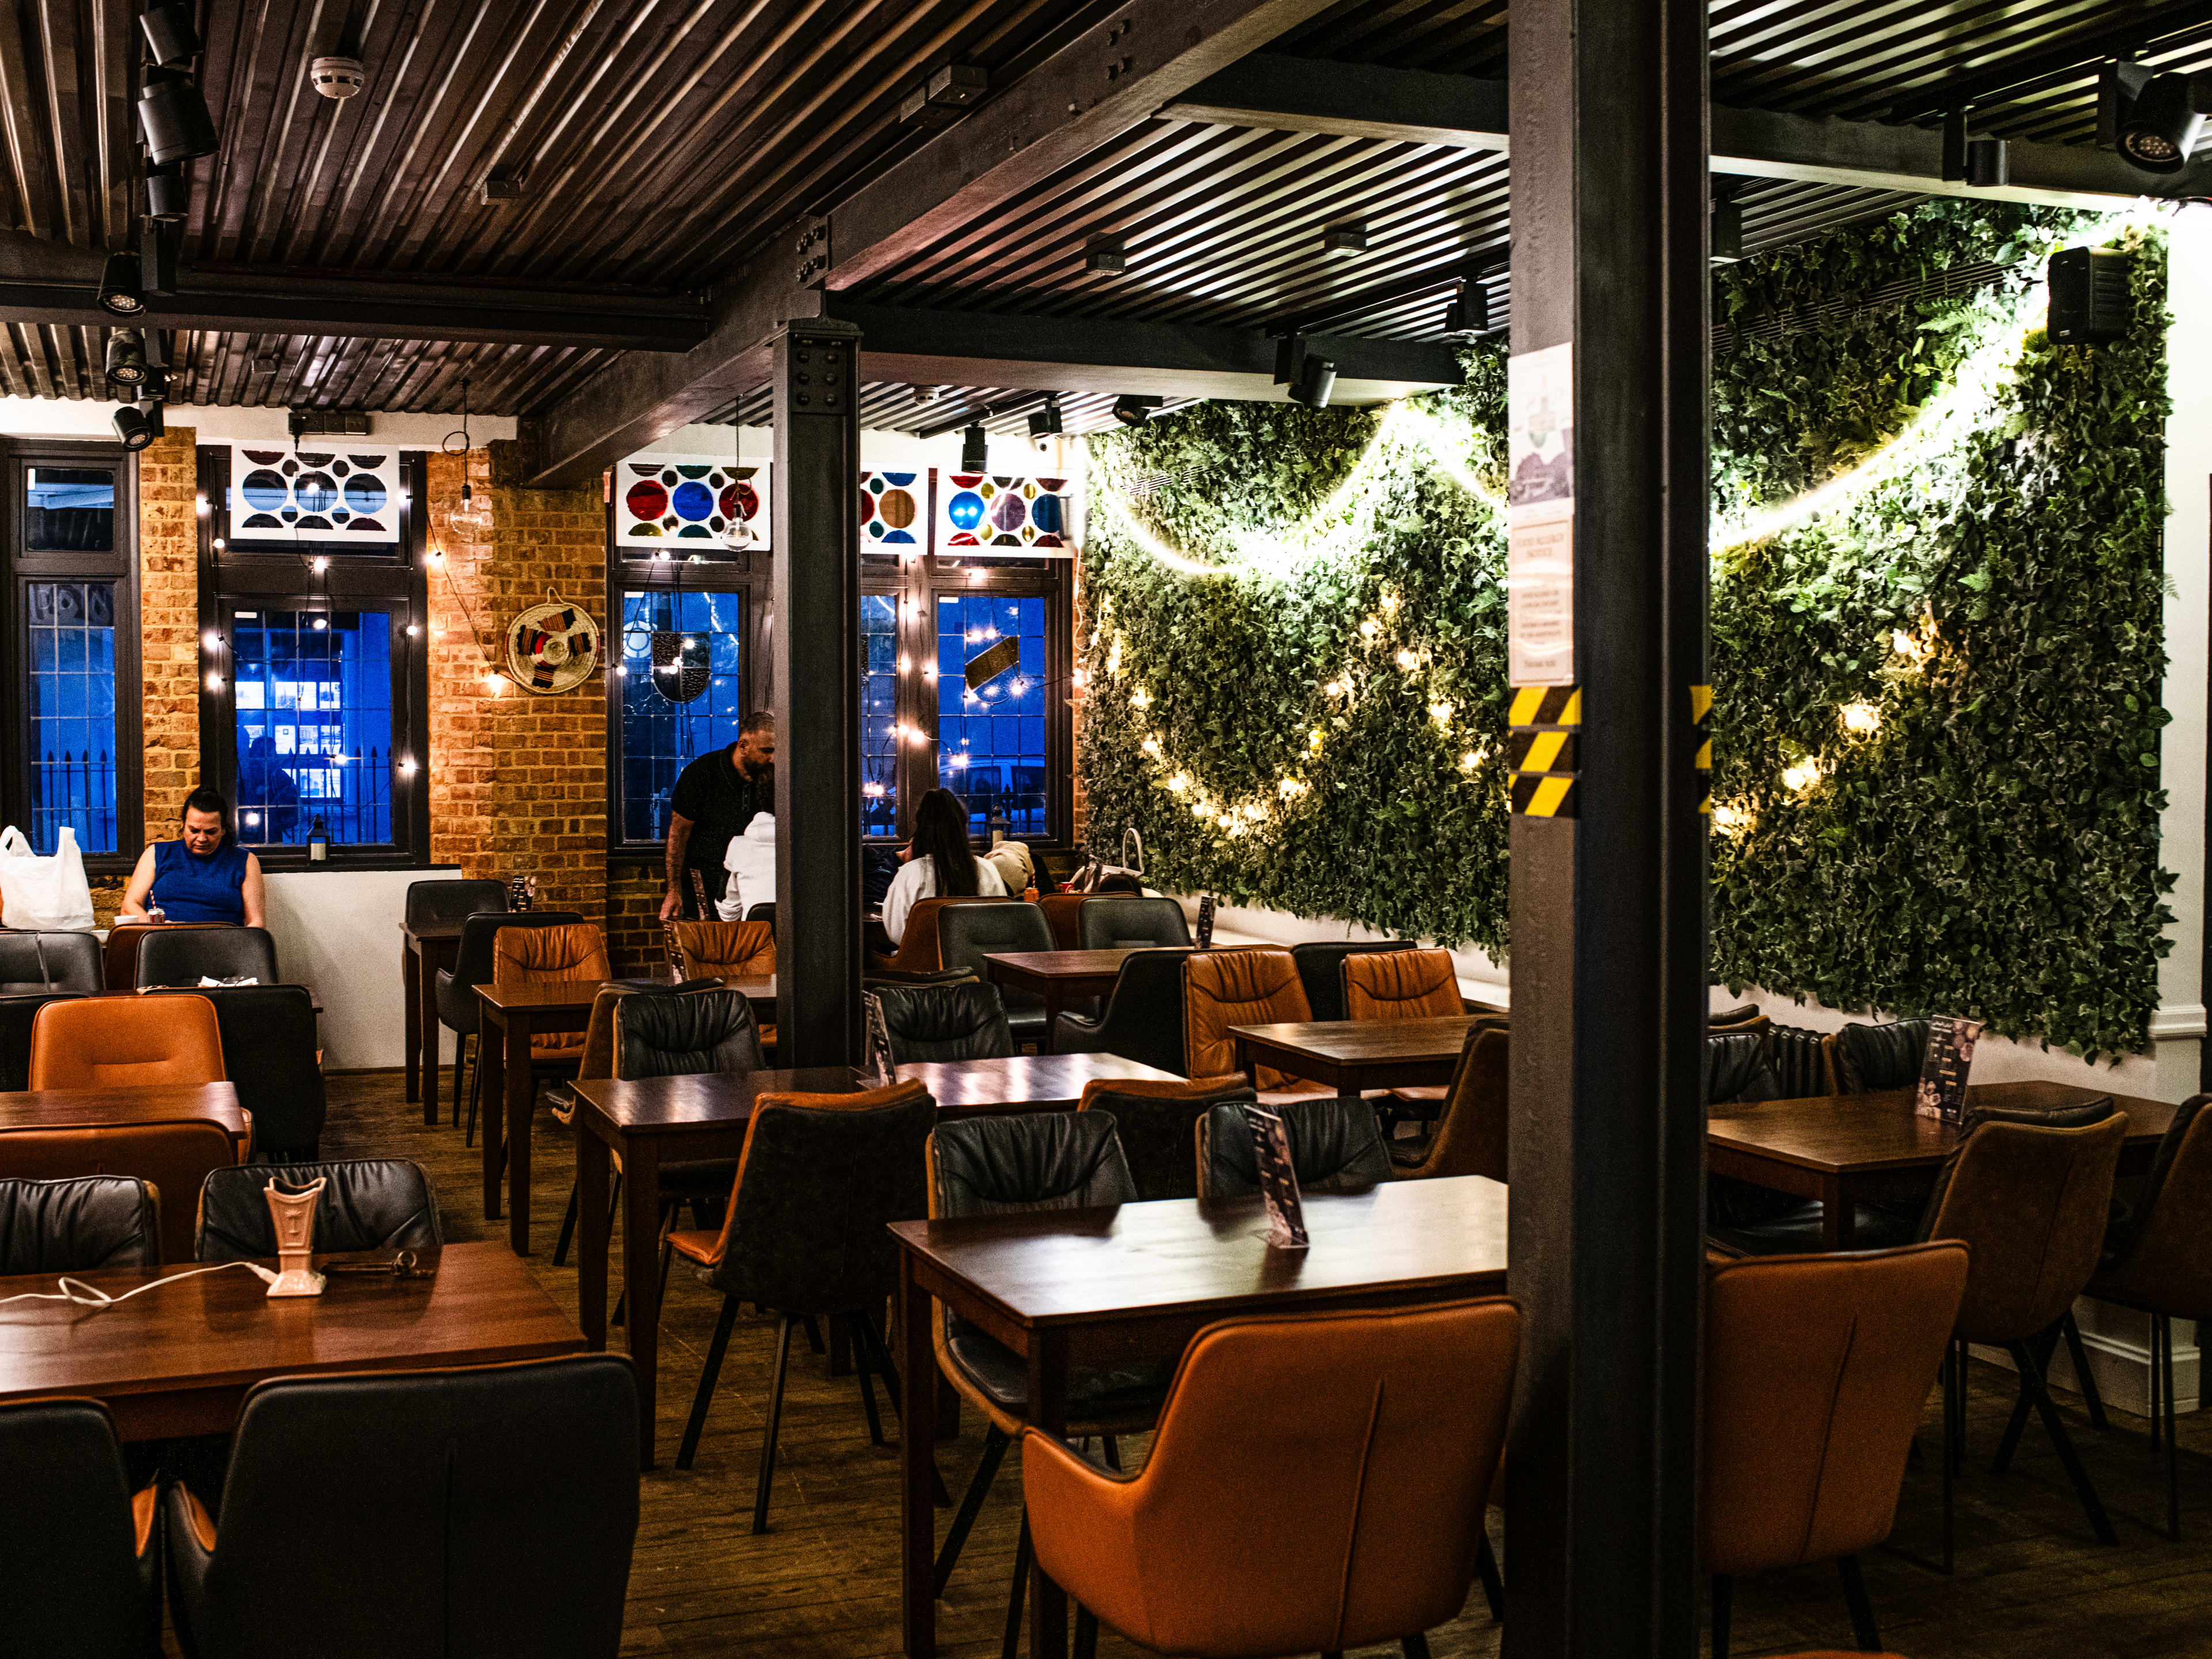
[1162,51,2212,204]
[527,0,1343,487]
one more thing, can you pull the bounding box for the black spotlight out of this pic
[2115,70,2210,173]
[105,332,147,386]
[960,422,987,472]
[112,403,156,451]
[1289,355,1338,410]
[1027,393,1063,445]
[139,1,201,66]
[138,70,219,164]
[1111,394,1162,428]
[96,250,145,316]
[1442,282,1489,336]
[145,160,188,221]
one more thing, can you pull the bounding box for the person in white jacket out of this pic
[880,787,1005,946]
[719,812,778,920]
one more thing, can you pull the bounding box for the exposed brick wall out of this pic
[607,862,662,978]
[425,445,608,925]
[138,425,199,835]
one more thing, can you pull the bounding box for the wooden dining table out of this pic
[477,974,778,1255]
[0,1242,582,1441]
[982,948,1143,1042]
[0,1081,249,1151]
[892,1174,1512,1659]
[1709,1078,2179,1249]
[1227,1013,1478,1092]
[570,1050,1184,1467]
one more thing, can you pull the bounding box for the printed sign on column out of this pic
[1507,344,1575,688]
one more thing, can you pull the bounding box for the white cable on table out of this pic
[0,1260,276,1309]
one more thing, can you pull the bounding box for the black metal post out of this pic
[1502,0,1710,1650]
[770,319,865,1066]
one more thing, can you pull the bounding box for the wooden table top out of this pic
[1708,1080,2178,1176]
[889,1174,1509,1330]
[478,974,772,1013]
[399,918,472,943]
[1228,1014,1478,1065]
[0,1242,582,1409]
[574,1052,1186,1137]
[0,1081,248,1142]
[983,948,1141,981]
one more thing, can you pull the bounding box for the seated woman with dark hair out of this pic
[119,787,267,927]
[880,787,1004,946]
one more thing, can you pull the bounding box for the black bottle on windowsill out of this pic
[308,815,327,863]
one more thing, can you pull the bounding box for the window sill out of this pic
[248,853,435,873]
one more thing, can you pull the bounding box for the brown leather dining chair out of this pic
[0,1119,240,1266]
[475,921,612,1145]
[1342,948,1464,1123]
[868,895,995,975]
[29,991,225,1090]
[1183,949,1332,1105]
[1023,1297,1522,1659]
[1393,1017,1509,1183]
[672,918,778,1050]
[1704,1244,1968,1658]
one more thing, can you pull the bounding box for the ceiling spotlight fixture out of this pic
[309,56,366,100]
[1442,281,1488,338]
[112,401,158,451]
[2103,61,2212,173]
[1027,394,1063,446]
[960,422,988,472]
[1323,220,1370,252]
[1940,108,2009,187]
[137,68,219,164]
[1111,395,1163,428]
[1085,236,1127,274]
[105,332,148,386]
[1289,354,1338,410]
[144,160,188,221]
[96,251,145,316]
[138,1,201,66]
[1710,178,1745,263]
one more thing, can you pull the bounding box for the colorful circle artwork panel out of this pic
[615,454,771,551]
[935,474,1069,551]
[226,445,401,541]
[859,471,922,545]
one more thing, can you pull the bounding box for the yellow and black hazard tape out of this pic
[1692,683,1713,815]
[1509,683,1580,819]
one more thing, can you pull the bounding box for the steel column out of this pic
[1502,0,1710,1651]
[770,319,865,1067]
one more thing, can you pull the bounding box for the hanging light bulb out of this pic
[445,378,493,531]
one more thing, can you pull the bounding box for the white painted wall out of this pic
[0,399,518,447]
[262,867,462,1071]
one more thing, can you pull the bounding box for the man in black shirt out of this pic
[661,710,777,920]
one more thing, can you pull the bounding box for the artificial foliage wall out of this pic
[1077,200,2173,1058]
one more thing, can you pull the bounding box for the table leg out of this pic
[621,1138,664,1469]
[1233,1036,1256,1089]
[1823,1175,1854,1251]
[507,1013,535,1255]
[578,1129,611,1353]
[1040,984,1065,1054]
[419,942,447,1124]
[480,1009,507,1221]
[1028,1328,1071,1659]
[402,939,421,1109]
[900,1250,937,1659]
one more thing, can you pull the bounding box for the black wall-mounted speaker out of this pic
[2047,248,2132,347]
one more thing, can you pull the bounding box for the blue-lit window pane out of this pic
[937,592,1048,837]
[232,610,395,846]
[862,594,899,837]
[25,580,118,854]
[620,588,747,843]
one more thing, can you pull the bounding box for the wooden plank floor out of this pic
[280,1070,2212,1658]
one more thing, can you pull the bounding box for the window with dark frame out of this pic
[195,447,431,867]
[3,442,141,870]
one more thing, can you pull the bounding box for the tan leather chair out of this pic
[491,923,611,1058]
[1395,1018,1509,1183]
[1181,949,1330,1103]
[672,919,775,979]
[1705,1244,1969,1659]
[1023,1298,1521,1659]
[1037,892,1086,950]
[1344,949,1463,1115]
[866,896,995,975]
[0,1119,241,1264]
[29,993,225,1091]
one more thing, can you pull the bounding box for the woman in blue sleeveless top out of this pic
[120,787,267,927]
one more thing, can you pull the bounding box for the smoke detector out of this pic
[309,56,365,100]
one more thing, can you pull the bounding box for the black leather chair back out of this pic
[1051,946,1191,1074]
[1290,940,1414,1022]
[1083,1083,1255,1202]
[405,878,507,927]
[745,903,775,924]
[931,1112,1138,1216]
[1705,1031,1783,1105]
[197,1158,442,1262]
[1078,897,1191,950]
[134,925,280,989]
[1767,1022,1832,1098]
[1834,1018,1932,1093]
[0,1175,159,1271]
[876,980,1015,1063]
[699,1088,935,1314]
[0,990,79,1090]
[613,988,763,1079]
[1198,1096,1393,1198]
[149,984,324,1158]
[935,902,1055,1033]
[0,930,102,994]
[435,910,584,1036]
[165,1357,639,1659]
[0,1399,159,1657]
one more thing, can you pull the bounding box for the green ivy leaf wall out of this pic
[1078,201,2174,1059]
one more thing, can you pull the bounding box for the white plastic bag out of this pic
[0,825,95,931]
[719,814,777,921]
